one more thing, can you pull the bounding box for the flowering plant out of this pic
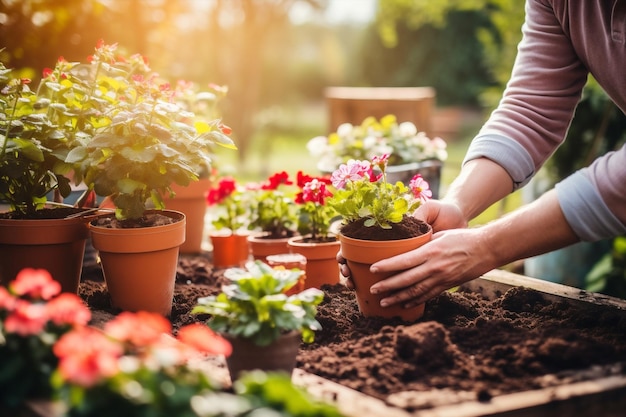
[307,114,447,173]
[206,176,253,232]
[52,311,233,417]
[0,269,91,408]
[328,154,432,232]
[247,171,298,239]
[65,40,236,221]
[294,171,338,242]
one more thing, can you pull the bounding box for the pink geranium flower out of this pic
[46,293,91,327]
[10,268,61,301]
[177,322,232,357]
[54,327,123,387]
[104,311,171,347]
[4,299,48,336]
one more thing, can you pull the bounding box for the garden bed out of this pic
[80,254,626,417]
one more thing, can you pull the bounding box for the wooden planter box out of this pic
[290,269,626,417]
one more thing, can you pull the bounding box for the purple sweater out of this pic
[464,0,626,241]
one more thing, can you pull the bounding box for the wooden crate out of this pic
[324,86,436,135]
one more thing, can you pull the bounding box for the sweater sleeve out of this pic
[464,0,589,188]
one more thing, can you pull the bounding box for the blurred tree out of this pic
[372,0,524,107]
[359,9,496,106]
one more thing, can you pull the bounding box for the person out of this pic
[337,0,626,310]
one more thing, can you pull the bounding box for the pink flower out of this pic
[177,323,232,357]
[330,160,371,189]
[104,311,171,348]
[10,268,61,301]
[409,174,433,203]
[4,299,48,336]
[54,327,122,387]
[46,293,92,327]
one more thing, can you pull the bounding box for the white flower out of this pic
[336,122,354,137]
[398,121,417,137]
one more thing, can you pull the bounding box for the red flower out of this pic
[207,177,237,205]
[177,323,232,357]
[54,327,122,387]
[10,268,61,301]
[46,293,91,327]
[262,171,292,190]
[104,311,171,348]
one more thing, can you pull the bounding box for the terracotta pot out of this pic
[209,231,250,269]
[163,178,211,254]
[89,210,185,316]
[287,236,340,289]
[0,215,89,294]
[266,253,307,295]
[339,227,432,321]
[247,233,292,261]
[224,330,301,382]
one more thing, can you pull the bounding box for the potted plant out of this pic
[0,268,91,412]
[0,57,93,293]
[163,81,233,254]
[65,41,235,315]
[206,176,254,268]
[247,171,299,261]
[287,171,341,289]
[307,114,447,198]
[327,154,433,321]
[192,260,324,382]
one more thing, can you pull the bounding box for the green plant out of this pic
[192,261,324,347]
[307,114,447,173]
[294,171,338,242]
[0,268,91,408]
[206,176,253,232]
[66,41,236,221]
[247,171,298,239]
[0,58,80,217]
[328,154,432,229]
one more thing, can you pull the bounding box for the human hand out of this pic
[337,199,467,288]
[368,227,497,308]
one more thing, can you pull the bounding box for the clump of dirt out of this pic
[79,253,626,413]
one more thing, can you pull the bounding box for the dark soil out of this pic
[91,212,177,228]
[79,253,626,413]
[340,217,430,240]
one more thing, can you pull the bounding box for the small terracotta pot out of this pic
[266,253,307,295]
[0,215,89,294]
[339,226,432,321]
[89,210,185,316]
[164,178,212,254]
[287,236,340,289]
[224,330,302,382]
[247,233,292,261]
[209,231,250,269]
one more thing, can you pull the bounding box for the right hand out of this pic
[336,199,467,288]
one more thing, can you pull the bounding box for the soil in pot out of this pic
[79,254,626,414]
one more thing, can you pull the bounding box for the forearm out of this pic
[479,188,579,268]
[443,158,514,223]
